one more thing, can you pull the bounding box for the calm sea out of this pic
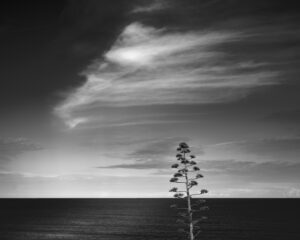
[0,199,299,240]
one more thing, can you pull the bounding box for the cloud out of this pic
[95,135,300,184]
[97,137,204,169]
[98,161,166,170]
[237,137,300,156]
[264,109,300,124]
[97,156,300,183]
[0,138,42,161]
[129,137,190,158]
[210,137,300,162]
[98,158,249,171]
[54,22,279,128]
[201,159,300,182]
[131,0,170,13]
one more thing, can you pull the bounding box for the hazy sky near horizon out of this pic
[1,0,300,197]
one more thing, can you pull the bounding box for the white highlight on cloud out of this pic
[105,23,209,66]
[55,22,278,128]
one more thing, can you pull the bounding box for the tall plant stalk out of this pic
[169,142,208,240]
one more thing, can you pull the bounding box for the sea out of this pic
[0,199,299,240]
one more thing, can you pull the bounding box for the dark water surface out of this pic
[0,199,299,240]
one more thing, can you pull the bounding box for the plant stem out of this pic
[184,152,194,240]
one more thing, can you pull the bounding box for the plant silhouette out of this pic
[170,142,208,240]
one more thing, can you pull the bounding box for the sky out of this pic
[0,0,300,198]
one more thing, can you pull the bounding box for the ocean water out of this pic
[0,199,299,240]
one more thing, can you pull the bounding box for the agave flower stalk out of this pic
[169,142,208,240]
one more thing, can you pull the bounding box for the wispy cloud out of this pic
[131,0,170,13]
[207,137,300,162]
[97,156,300,183]
[264,109,300,124]
[129,137,190,158]
[55,22,279,128]
[0,138,42,162]
[97,137,187,169]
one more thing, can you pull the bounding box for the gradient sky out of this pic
[1,0,300,197]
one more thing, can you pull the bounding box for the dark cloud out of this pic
[98,156,300,184]
[97,137,204,169]
[209,159,300,183]
[98,161,167,170]
[210,137,300,162]
[241,161,300,182]
[98,158,239,170]
[235,138,300,158]
[264,109,300,124]
[99,158,238,170]
[0,138,42,161]
[131,0,170,13]
[202,159,300,179]
[130,137,189,158]
[154,158,300,185]
[129,137,204,165]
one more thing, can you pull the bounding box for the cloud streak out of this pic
[55,22,278,128]
[208,137,300,162]
[0,138,42,162]
[131,0,170,13]
[99,157,300,184]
